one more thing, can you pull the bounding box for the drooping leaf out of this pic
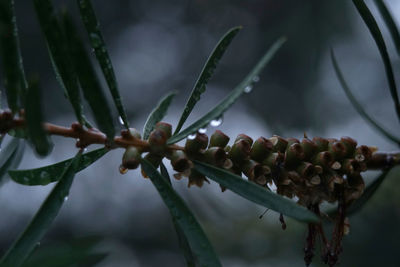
[0,138,24,183]
[143,92,176,140]
[353,0,400,121]
[25,78,53,157]
[9,147,108,186]
[174,26,242,135]
[141,159,221,267]
[331,49,400,145]
[374,0,400,56]
[33,0,84,124]
[194,161,319,223]
[167,37,286,145]
[77,0,129,129]
[0,151,82,267]
[159,162,196,267]
[61,11,115,140]
[0,0,27,113]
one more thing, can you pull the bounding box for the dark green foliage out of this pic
[9,148,108,185]
[194,161,319,222]
[174,26,242,134]
[143,92,176,140]
[77,0,130,129]
[25,78,53,156]
[33,0,84,124]
[168,37,287,144]
[61,11,115,140]
[142,159,222,267]
[374,0,400,56]
[160,162,196,267]
[0,151,82,267]
[0,0,27,113]
[353,0,400,122]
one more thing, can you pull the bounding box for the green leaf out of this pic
[33,0,83,124]
[0,151,82,267]
[143,92,176,140]
[61,11,115,140]
[374,0,400,56]
[9,147,108,186]
[22,236,107,267]
[77,0,129,129]
[167,37,286,145]
[25,78,53,157]
[194,161,319,223]
[331,49,400,145]
[353,0,400,122]
[174,26,242,135]
[141,159,221,267]
[0,0,27,113]
[159,162,196,267]
[0,138,24,183]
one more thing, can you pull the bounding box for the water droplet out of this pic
[244,85,253,93]
[83,148,88,152]
[252,76,260,83]
[118,116,124,125]
[210,117,223,127]
[64,196,69,201]
[119,165,128,174]
[187,134,196,140]
[198,128,207,134]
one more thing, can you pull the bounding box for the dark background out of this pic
[1,0,400,266]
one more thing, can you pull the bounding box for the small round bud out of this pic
[301,138,317,160]
[250,137,273,162]
[228,139,251,164]
[185,133,208,154]
[340,136,357,157]
[328,141,346,160]
[284,143,304,168]
[269,136,288,152]
[170,151,191,172]
[122,146,142,169]
[204,147,227,167]
[312,151,333,168]
[155,122,172,139]
[234,134,253,146]
[209,130,230,148]
[148,129,167,154]
[188,169,209,187]
[312,137,329,151]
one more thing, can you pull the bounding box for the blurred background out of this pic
[1,0,400,266]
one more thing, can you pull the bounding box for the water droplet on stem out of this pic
[210,117,223,127]
[187,134,196,140]
[198,128,207,134]
[244,85,253,93]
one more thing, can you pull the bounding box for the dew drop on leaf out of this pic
[198,128,207,134]
[210,117,223,127]
[252,76,260,83]
[244,85,253,93]
[118,116,124,125]
[187,134,196,140]
[63,196,69,202]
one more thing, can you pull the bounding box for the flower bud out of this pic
[312,137,329,151]
[354,145,372,162]
[234,134,253,146]
[148,129,167,154]
[284,143,304,168]
[121,127,142,140]
[122,146,142,169]
[155,122,172,139]
[228,139,251,164]
[328,141,346,160]
[185,133,208,154]
[250,137,273,162]
[209,130,230,148]
[269,135,288,152]
[301,138,317,160]
[341,159,362,174]
[312,151,333,169]
[340,136,357,157]
[262,152,284,168]
[170,150,192,172]
[286,137,300,146]
[296,162,315,178]
[204,147,227,167]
